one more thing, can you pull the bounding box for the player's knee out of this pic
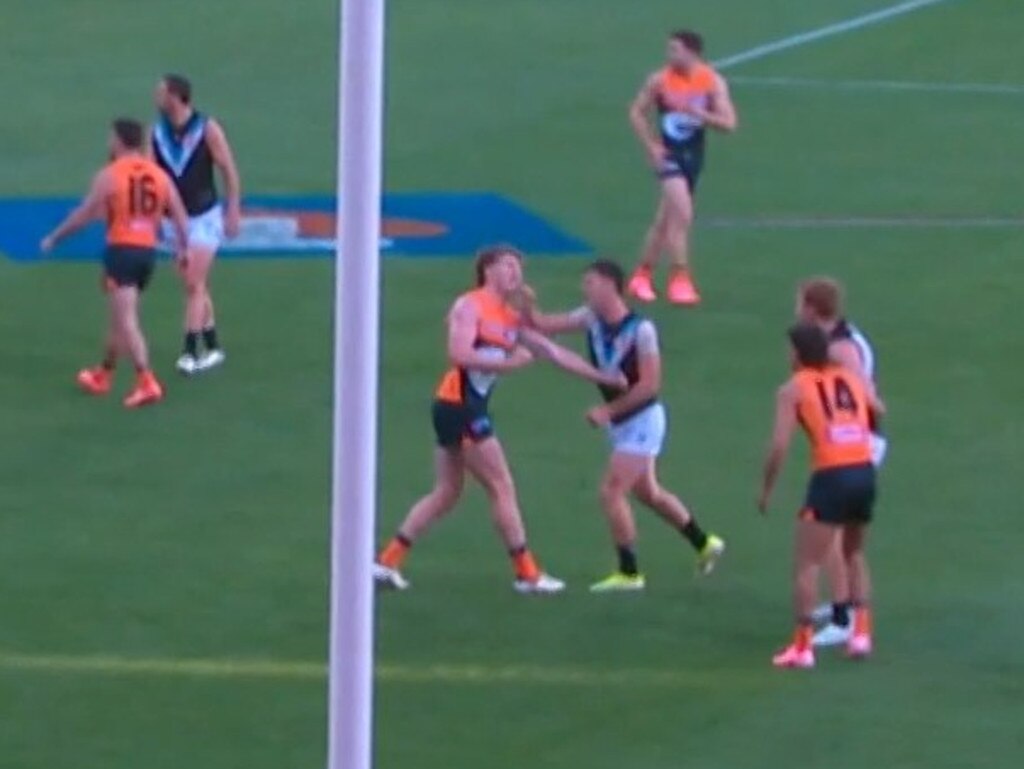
[435,480,463,509]
[600,476,629,505]
[633,478,661,506]
[480,472,515,503]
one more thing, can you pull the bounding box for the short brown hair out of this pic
[163,73,192,105]
[788,322,830,368]
[112,118,145,149]
[474,244,523,287]
[799,277,844,321]
[670,29,704,55]
[586,259,625,295]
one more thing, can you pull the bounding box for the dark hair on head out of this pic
[799,276,844,321]
[163,73,192,104]
[670,29,704,55]
[474,243,523,287]
[112,118,145,149]
[585,258,625,295]
[788,322,831,368]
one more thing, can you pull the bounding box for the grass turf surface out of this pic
[2,0,1023,767]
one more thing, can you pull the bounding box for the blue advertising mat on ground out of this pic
[0,193,590,261]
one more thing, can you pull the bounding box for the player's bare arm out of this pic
[518,327,626,388]
[40,170,109,252]
[521,294,591,336]
[758,382,799,513]
[205,118,242,237]
[447,297,532,373]
[683,74,738,133]
[629,72,664,167]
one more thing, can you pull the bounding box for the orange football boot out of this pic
[123,371,164,409]
[76,367,112,396]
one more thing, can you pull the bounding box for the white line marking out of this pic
[0,649,757,689]
[714,0,957,71]
[730,75,1024,97]
[703,216,1024,230]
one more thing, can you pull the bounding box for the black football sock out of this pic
[680,519,709,551]
[832,601,851,628]
[202,326,220,351]
[617,545,639,576]
[183,332,199,358]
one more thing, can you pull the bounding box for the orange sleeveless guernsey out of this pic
[435,288,520,404]
[659,63,717,108]
[105,155,171,248]
[794,365,873,470]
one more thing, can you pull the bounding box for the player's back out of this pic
[793,365,873,470]
[105,155,170,248]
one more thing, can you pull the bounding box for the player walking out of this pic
[152,74,242,375]
[626,30,737,306]
[41,118,190,408]
[524,259,725,591]
[758,323,882,669]
[795,278,887,647]
[373,246,627,594]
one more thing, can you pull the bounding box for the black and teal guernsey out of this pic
[577,307,660,425]
[152,112,218,216]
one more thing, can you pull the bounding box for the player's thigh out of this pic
[631,460,665,502]
[183,245,217,286]
[660,176,694,224]
[431,446,466,498]
[464,436,517,497]
[603,451,649,497]
[108,284,140,323]
[795,518,839,565]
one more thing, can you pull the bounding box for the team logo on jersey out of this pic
[661,111,704,142]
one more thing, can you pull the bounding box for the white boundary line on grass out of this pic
[730,75,1024,97]
[0,649,755,689]
[713,0,957,71]
[702,216,1024,230]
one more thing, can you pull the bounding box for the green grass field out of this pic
[2,0,1024,767]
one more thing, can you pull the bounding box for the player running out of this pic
[524,259,725,591]
[373,246,627,595]
[758,323,883,669]
[626,30,737,306]
[795,278,888,647]
[152,74,242,375]
[40,118,189,408]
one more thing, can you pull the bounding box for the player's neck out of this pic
[598,300,630,325]
[168,106,194,129]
